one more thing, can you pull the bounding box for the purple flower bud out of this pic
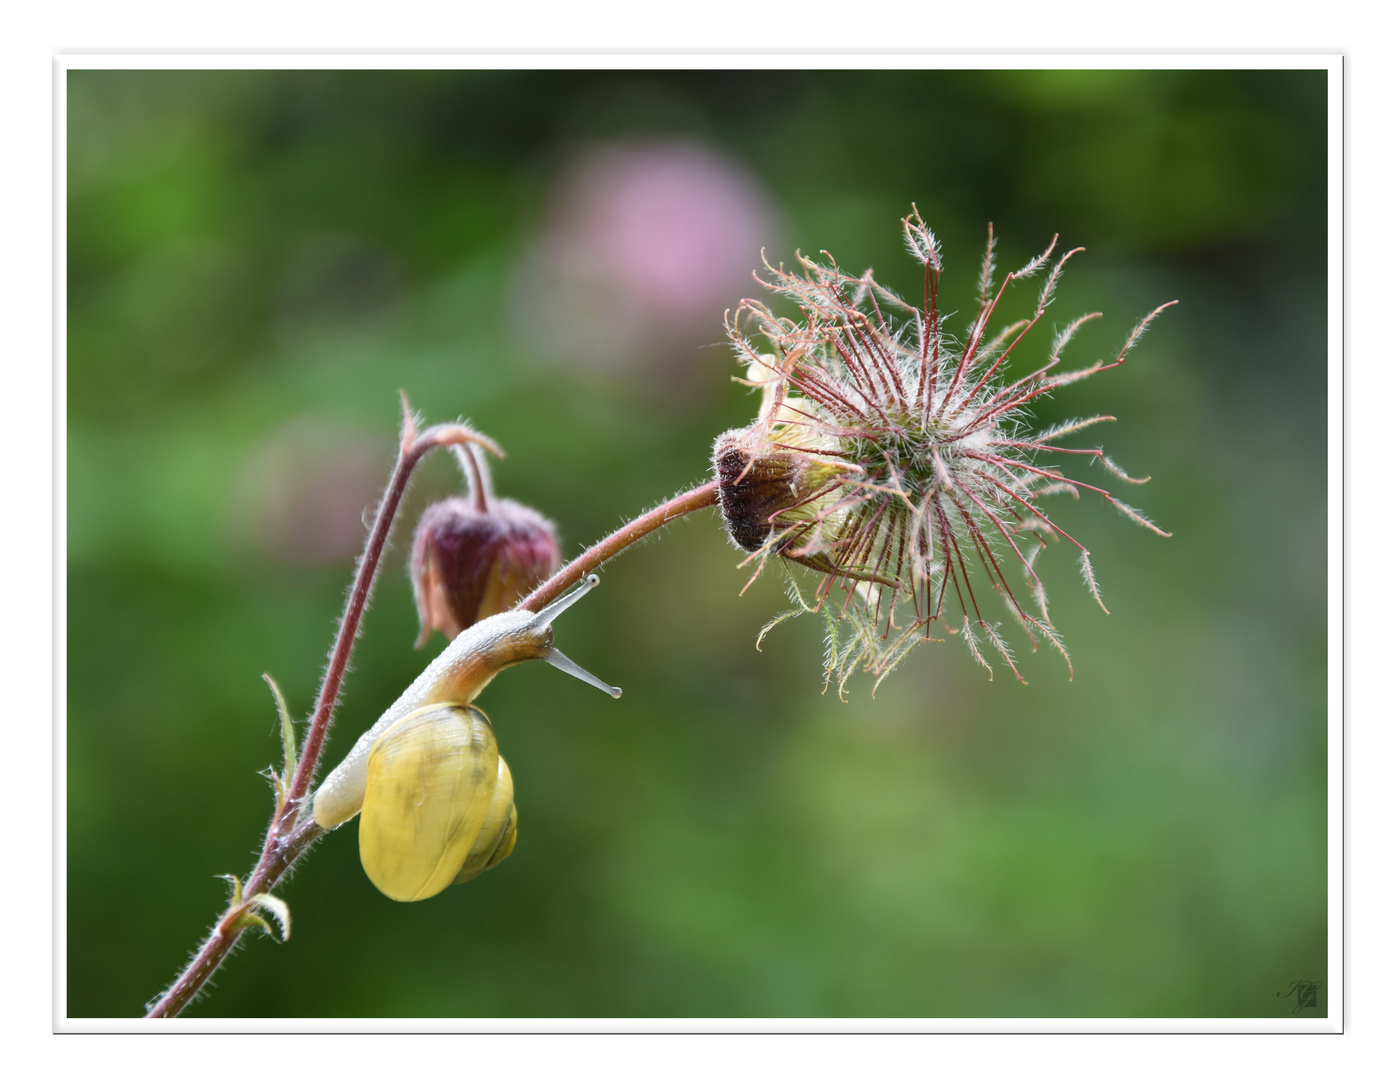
[410,495,561,646]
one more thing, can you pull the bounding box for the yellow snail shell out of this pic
[359,703,517,902]
[311,574,619,901]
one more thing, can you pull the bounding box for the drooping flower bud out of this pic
[410,446,561,646]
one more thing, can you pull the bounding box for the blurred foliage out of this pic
[66,69,1327,1019]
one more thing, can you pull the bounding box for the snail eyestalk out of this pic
[544,646,622,699]
[534,575,623,697]
[536,572,604,626]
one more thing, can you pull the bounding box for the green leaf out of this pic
[217,873,244,906]
[262,673,298,789]
[246,892,291,942]
[233,911,275,938]
[222,876,291,943]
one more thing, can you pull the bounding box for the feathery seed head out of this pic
[714,206,1175,695]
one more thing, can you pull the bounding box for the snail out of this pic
[312,573,620,901]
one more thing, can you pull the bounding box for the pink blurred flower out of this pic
[514,140,779,386]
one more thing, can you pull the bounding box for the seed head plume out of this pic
[713,206,1175,696]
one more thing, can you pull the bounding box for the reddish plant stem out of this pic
[458,443,490,514]
[517,481,719,612]
[146,398,495,1019]
[146,410,718,1018]
[144,817,323,1019]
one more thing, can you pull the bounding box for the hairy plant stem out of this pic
[517,481,718,612]
[145,401,716,1018]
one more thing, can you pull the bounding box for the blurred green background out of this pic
[65,69,1328,1019]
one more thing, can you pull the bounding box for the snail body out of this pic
[311,574,619,900]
